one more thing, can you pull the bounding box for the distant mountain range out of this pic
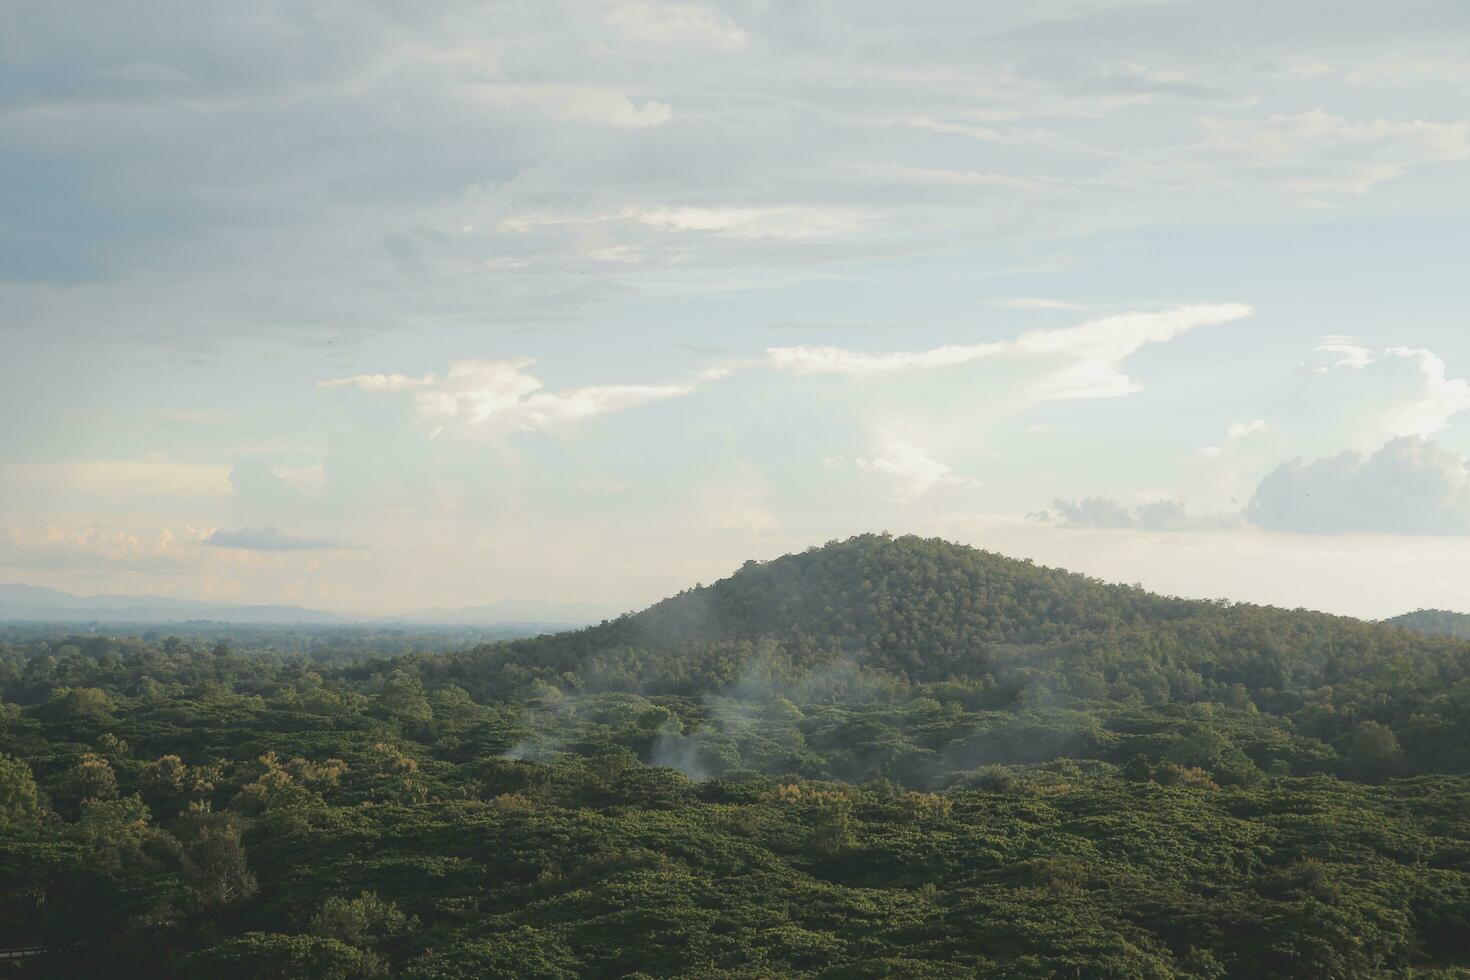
[383,600,614,627]
[4,574,1456,633]
[0,583,612,627]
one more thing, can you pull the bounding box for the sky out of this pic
[4,0,1470,618]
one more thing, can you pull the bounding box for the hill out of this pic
[447,533,1469,706]
[1385,608,1470,640]
[7,534,1470,976]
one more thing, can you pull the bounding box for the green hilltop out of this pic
[411,534,1470,779]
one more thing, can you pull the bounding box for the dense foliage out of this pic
[1386,610,1470,642]
[3,535,1470,976]
[0,623,547,662]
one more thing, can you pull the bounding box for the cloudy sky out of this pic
[4,0,1470,617]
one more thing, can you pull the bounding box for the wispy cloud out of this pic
[318,373,435,392]
[0,524,210,571]
[1196,417,1267,458]
[472,84,673,127]
[1200,110,1470,199]
[998,298,1095,312]
[323,358,699,438]
[1310,343,1470,440]
[1013,304,1253,399]
[336,304,1251,446]
[205,527,351,551]
[595,1,749,50]
[1043,497,1240,532]
[856,439,977,500]
[767,303,1253,399]
[766,340,1003,376]
[500,205,870,241]
[636,206,869,240]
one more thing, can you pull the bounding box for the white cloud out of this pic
[856,439,976,500]
[1046,497,1239,531]
[1383,349,1470,435]
[1247,436,1470,534]
[412,359,545,430]
[497,205,868,243]
[1202,111,1470,162]
[634,206,869,240]
[496,211,630,233]
[519,383,695,428]
[1289,163,1407,196]
[588,245,642,263]
[596,2,749,50]
[1227,418,1268,440]
[1047,497,1137,529]
[1018,304,1250,399]
[327,358,697,438]
[318,372,435,392]
[1200,110,1470,196]
[767,303,1252,400]
[1012,303,1250,358]
[1181,341,1470,512]
[482,256,532,270]
[1197,417,1267,457]
[0,524,210,571]
[766,340,1003,376]
[695,361,756,383]
[1310,343,1470,442]
[999,298,1093,312]
[860,163,1049,191]
[1314,339,1375,370]
[473,84,673,127]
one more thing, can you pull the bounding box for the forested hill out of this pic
[10,534,1470,976]
[1386,608,1470,640]
[438,533,1470,706]
[596,532,1193,650]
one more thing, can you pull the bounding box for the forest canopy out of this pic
[3,535,1470,977]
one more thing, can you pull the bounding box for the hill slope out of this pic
[458,534,1470,706]
[1385,608,1470,640]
